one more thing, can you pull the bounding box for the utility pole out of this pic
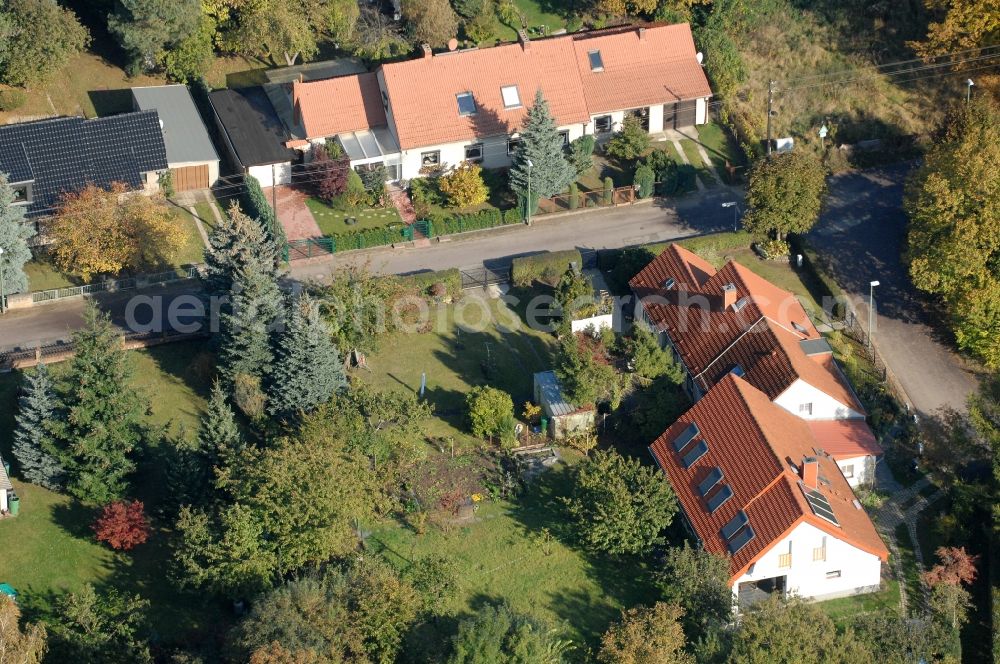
[271,164,279,236]
[766,80,775,157]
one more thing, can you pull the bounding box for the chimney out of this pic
[801,456,819,489]
[421,43,432,59]
[517,29,531,50]
[638,26,646,40]
[722,283,737,309]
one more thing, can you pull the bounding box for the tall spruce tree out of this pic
[203,202,280,296]
[55,304,146,505]
[11,362,65,490]
[0,172,36,294]
[267,294,347,419]
[508,90,576,214]
[218,264,281,384]
[200,380,244,494]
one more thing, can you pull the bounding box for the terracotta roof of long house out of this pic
[807,419,884,460]
[292,72,387,138]
[294,23,711,148]
[649,374,889,583]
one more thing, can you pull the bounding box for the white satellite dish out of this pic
[696,52,704,64]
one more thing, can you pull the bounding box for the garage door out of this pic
[171,164,209,192]
[674,100,698,129]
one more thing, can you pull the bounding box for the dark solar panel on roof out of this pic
[697,467,724,497]
[803,487,839,525]
[705,484,734,513]
[681,439,708,469]
[672,423,700,452]
[720,510,748,541]
[727,525,755,554]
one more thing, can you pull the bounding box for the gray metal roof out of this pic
[131,85,219,165]
[799,337,834,356]
[534,370,576,417]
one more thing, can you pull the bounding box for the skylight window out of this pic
[733,297,749,312]
[706,484,734,513]
[501,85,521,109]
[663,277,676,290]
[681,439,709,469]
[792,321,809,334]
[456,92,477,116]
[671,423,700,453]
[588,50,604,71]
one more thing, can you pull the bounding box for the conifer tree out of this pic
[218,264,281,384]
[55,304,146,505]
[0,172,36,294]
[203,202,280,296]
[509,90,576,214]
[12,362,65,490]
[199,380,245,494]
[267,294,347,419]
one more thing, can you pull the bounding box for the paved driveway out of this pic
[810,164,980,416]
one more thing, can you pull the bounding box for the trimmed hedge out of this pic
[243,175,287,247]
[401,268,462,300]
[512,249,583,287]
[429,206,521,236]
[334,225,408,251]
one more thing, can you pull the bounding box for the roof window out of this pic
[706,484,734,513]
[501,85,521,109]
[588,50,604,72]
[732,297,749,312]
[663,277,676,290]
[456,92,477,116]
[671,423,700,453]
[697,467,724,497]
[681,439,709,469]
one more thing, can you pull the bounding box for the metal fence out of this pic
[30,266,202,304]
[1,328,208,372]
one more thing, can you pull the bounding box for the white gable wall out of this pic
[733,520,882,602]
[834,454,875,488]
[773,378,863,420]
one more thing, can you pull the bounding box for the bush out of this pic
[569,182,579,209]
[324,138,345,159]
[431,206,519,236]
[512,249,583,286]
[438,163,489,208]
[603,176,614,204]
[334,225,408,251]
[466,386,515,445]
[92,500,150,551]
[634,164,655,199]
[0,89,27,111]
[757,238,790,259]
[359,164,388,203]
[569,135,596,176]
[606,115,650,160]
[400,268,462,300]
[242,175,286,247]
[344,169,369,207]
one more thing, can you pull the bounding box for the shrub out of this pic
[511,249,583,286]
[634,164,655,199]
[438,163,489,208]
[306,146,349,202]
[466,386,515,444]
[606,115,650,160]
[0,89,27,111]
[758,238,790,259]
[359,164,388,203]
[344,169,369,207]
[233,373,267,422]
[603,176,614,205]
[335,225,408,251]
[569,135,596,176]
[242,175,286,247]
[324,138,345,159]
[569,182,579,209]
[431,206,519,236]
[92,500,150,551]
[400,268,462,300]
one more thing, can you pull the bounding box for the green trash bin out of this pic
[8,494,19,517]
[540,417,549,436]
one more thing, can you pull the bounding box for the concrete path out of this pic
[669,137,706,192]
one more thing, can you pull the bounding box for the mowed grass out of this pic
[306,197,403,236]
[357,295,557,447]
[819,578,901,624]
[499,0,570,41]
[170,206,208,267]
[369,461,660,651]
[0,341,223,641]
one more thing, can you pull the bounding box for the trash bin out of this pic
[540,417,549,436]
[8,494,19,517]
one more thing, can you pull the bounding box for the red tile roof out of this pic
[649,375,889,583]
[571,23,712,114]
[293,73,387,138]
[807,419,884,460]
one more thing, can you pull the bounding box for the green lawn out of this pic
[499,0,571,41]
[357,295,557,447]
[23,255,79,292]
[679,139,720,188]
[893,523,923,614]
[697,122,748,174]
[730,248,823,315]
[819,579,901,624]
[306,197,402,236]
[170,207,208,267]
[192,201,221,232]
[369,459,659,651]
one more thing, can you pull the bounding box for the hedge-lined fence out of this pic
[512,249,584,287]
[334,225,409,251]
[242,176,286,247]
[427,207,522,236]
[400,268,463,300]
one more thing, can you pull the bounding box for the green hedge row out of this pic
[242,175,287,247]
[428,207,521,236]
[512,249,583,287]
[335,225,408,251]
[400,268,462,300]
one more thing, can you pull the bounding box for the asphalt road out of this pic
[810,163,980,417]
[0,186,742,351]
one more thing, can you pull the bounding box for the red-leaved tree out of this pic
[922,546,979,587]
[306,146,350,202]
[92,500,150,551]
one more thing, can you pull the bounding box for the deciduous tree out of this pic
[267,294,347,420]
[0,594,46,664]
[910,0,1000,57]
[509,91,576,214]
[0,0,89,87]
[161,12,216,82]
[319,265,406,358]
[49,184,185,281]
[598,602,692,664]
[743,150,827,241]
[92,500,150,551]
[0,173,35,294]
[12,362,64,491]
[656,542,732,638]
[563,449,677,555]
[438,163,489,209]
[465,386,515,443]
[54,305,146,505]
[107,0,201,74]
[47,585,151,664]
[905,99,1000,367]
[448,602,571,664]
[401,0,459,47]
[304,146,349,203]
[555,332,615,407]
[554,265,594,313]
[606,115,651,161]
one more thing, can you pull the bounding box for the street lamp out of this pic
[525,159,533,226]
[721,201,739,232]
[966,78,975,103]
[868,280,879,351]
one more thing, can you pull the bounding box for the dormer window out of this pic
[456,92,476,116]
[501,85,521,109]
[11,183,30,204]
[588,50,604,72]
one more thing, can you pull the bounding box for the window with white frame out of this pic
[826,570,842,579]
[842,464,855,479]
[588,50,604,72]
[595,115,613,133]
[464,143,483,162]
[421,150,441,167]
[507,137,522,154]
[501,85,521,109]
[799,403,813,416]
